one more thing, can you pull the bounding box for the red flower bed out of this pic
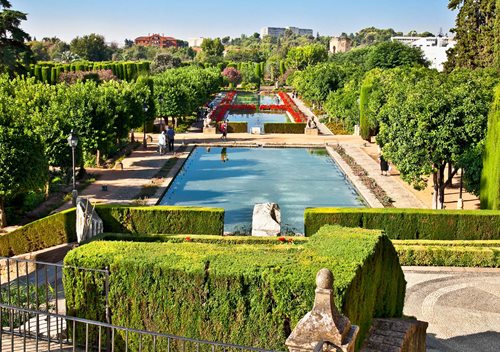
[259,105,286,111]
[231,104,256,111]
[277,92,308,123]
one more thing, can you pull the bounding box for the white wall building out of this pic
[261,26,313,38]
[391,36,456,71]
[188,37,205,47]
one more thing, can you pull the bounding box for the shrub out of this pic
[94,205,224,236]
[226,122,247,133]
[64,225,404,350]
[0,208,76,257]
[264,123,306,134]
[394,240,500,267]
[480,85,500,210]
[304,208,500,240]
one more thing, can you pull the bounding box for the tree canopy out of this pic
[0,0,32,75]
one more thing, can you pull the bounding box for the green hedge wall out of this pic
[29,61,151,83]
[304,208,500,240]
[264,123,306,134]
[64,226,405,350]
[0,208,76,257]
[480,85,500,210]
[394,240,500,267]
[94,205,224,236]
[227,122,248,133]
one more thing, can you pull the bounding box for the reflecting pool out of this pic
[160,147,365,233]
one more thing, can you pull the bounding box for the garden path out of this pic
[403,266,500,352]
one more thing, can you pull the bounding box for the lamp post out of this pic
[67,130,79,206]
[143,103,148,148]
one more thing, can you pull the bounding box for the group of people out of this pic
[158,126,176,155]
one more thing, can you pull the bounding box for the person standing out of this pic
[167,125,175,152]
[158,130,167,155]
[220,120,228,140]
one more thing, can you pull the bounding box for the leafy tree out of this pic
[0,126,48,227]
[124,39,134,48]
[150,53,182,74]
[201,38,224,57]
[285,44,328,70]
[376,68,498,208]
[0,0,33,75]
[350,27,402,47]
[70,33,112,61]
[446,0,497,70]
[365,41,429,70]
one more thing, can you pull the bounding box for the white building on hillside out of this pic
[188,37,205,47]
[391,36,456,71]
[261,26,313,38]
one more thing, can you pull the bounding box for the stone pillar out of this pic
[286,269,358,352]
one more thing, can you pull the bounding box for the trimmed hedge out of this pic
[264,122,306,134]
[226,122,248,133]
[95,205,224,236]
[304,208,500,240]
[64,226,405,350]
[0,208,76,257]
[480,84,500,210]
[394,240,500,267]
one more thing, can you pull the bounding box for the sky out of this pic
[13,0,456,44]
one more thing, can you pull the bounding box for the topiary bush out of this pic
[0,208,76,256]
[264,122,306,134]
[95,205,224,236]
[64,226,405,351]
[304,208,500,240]
[480,84,500,210]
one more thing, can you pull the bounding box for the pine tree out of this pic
[446,0,497,70]
[0,0,33,75]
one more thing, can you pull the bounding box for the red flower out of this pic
[278,237,286,242]
[185,236,192,242]
[288,238,294,243]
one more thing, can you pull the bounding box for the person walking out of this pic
[158,130,167,155]
[220,120,228,141]
[166,125,175,152]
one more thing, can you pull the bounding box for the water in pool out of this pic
[160,147,365,233]
[233,92,281,106]
[227,112,289,132]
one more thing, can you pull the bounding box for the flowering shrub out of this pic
[222,67,242,86]
[59,69,117,85]
[277,237,286,242]
[185,236,192,242]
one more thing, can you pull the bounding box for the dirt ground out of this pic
[360,142,480,210]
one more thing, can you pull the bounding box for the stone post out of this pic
[286,269,358,352]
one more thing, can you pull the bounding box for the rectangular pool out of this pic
[233,92,281,106]
[227,112,289,132]
[160,147,365,234]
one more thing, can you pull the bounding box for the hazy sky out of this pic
[14,0,456,43]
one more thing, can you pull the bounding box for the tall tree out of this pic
[446,0,497,70]
[0,0,32,75]
[70,33,112,61]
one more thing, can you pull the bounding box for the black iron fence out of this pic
[0,257,280,352]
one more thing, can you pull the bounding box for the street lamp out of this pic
[67,130,79,206]
[143,103,148,148]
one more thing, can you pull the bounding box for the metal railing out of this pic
[1,304,278,352]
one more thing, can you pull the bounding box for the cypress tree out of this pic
[41,67,49,83]
[279,61,286,76]
[34,65,42,81]
[50,67,57,84]
[480,85,500,209]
